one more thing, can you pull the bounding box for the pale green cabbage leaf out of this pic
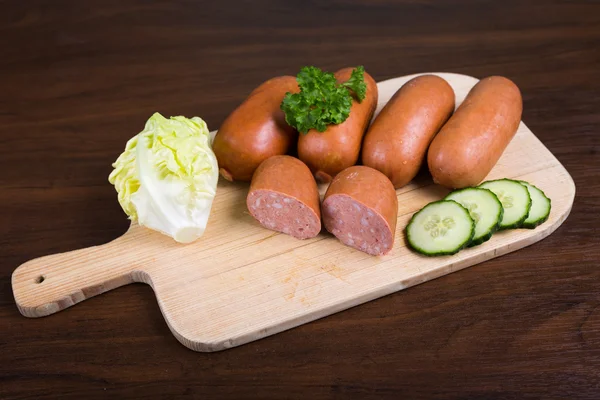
[109,112,219,243]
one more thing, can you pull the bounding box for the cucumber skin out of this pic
[405,200,475,257]
[478,179,532,230]
[521,214,550,229]
[518,180,552,229]
[444,187,504,247]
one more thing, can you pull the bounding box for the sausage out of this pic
[213,76,299,182]
[322,166,398,255]
[427,76,523,189]
[361,75,455,189]
[297,68,378,183]
[247,155,321,239]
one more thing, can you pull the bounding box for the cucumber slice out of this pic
[406,200,475,256]
[445,187,503,246]
[478,179,531,229]
[518,181,551,228]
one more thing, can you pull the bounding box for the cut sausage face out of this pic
[323,194,394,256]
[247,190,321,240]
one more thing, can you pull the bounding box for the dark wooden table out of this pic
[2,1,599,399]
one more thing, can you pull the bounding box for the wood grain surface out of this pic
[1,0,599,398]
[11,72,576,353]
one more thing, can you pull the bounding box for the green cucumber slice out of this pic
[478,179,531,229]
[518,181,551,228]
[445,187,503,246]
[406,200,475,256]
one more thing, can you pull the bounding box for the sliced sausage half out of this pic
[322,166,398,255]
[247,155,321,239]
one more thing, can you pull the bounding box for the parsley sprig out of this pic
[281,66,367,134]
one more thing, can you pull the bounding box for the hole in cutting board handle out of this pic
[34,275,45,284]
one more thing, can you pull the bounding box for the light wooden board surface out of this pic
[11,73,575,352]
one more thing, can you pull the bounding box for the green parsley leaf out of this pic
[341,65,367,102]
[281,66,367,134]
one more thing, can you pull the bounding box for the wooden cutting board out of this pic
[11,73,575,352]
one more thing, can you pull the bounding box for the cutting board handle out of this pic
[11,227,142,318]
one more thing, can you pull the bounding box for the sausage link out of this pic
[362,75,455,188]
[213,76,299,182]
[298,68,378,183]
[427,76,522,189]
